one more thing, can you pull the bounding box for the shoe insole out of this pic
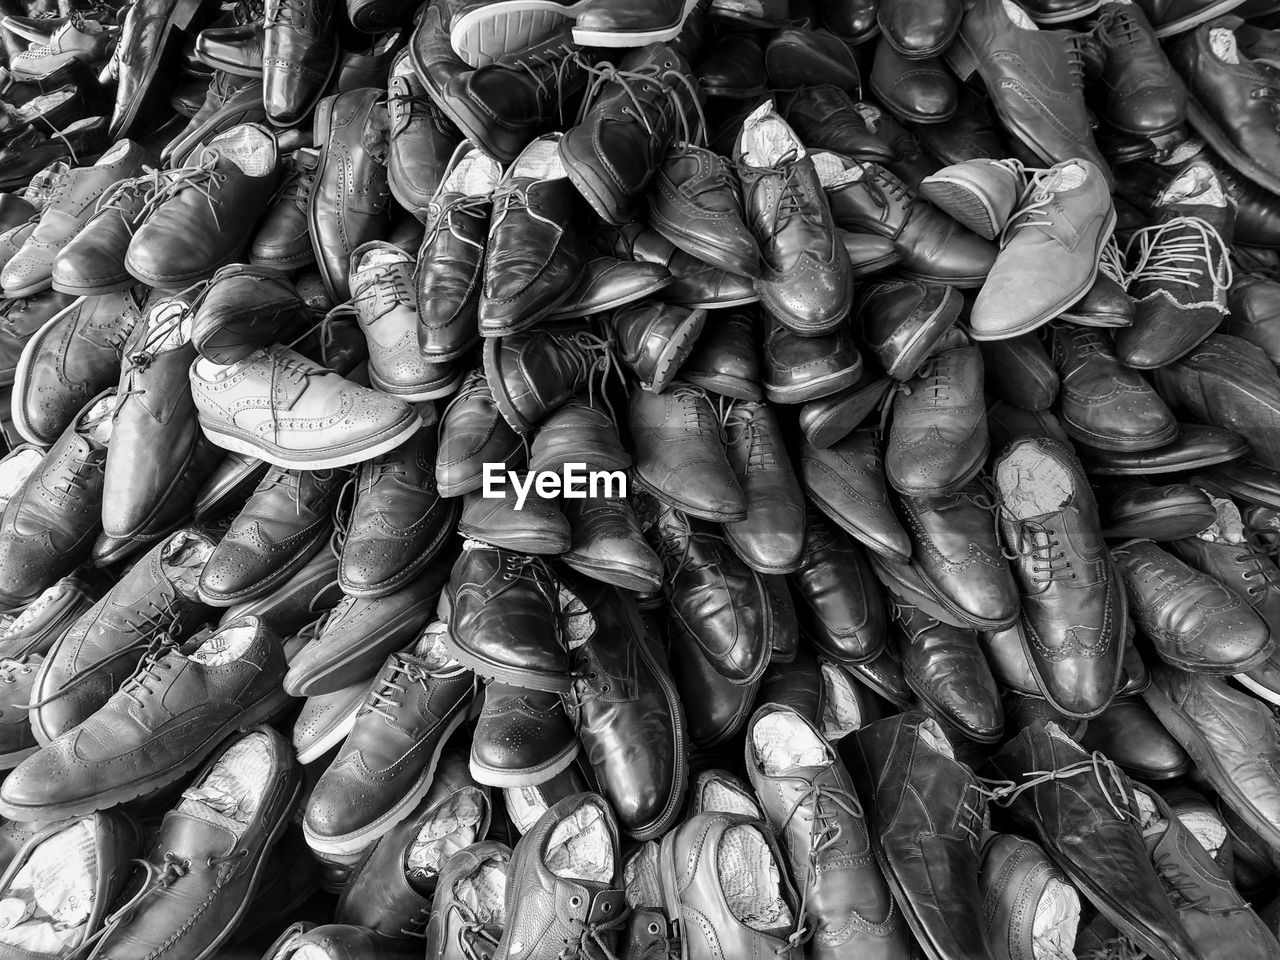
[160,530,213,600]
[189,623,257,666]
[405,789,485,894]
[697,775,762,819]
[208,125,275,178]
[509,137,566,182]
[751,710,827,776]
[820,662,864,742]
[996,442,1073,521]
[441,148,502,198]
[178,730,273,824]
[716,824,792,932]
[0,817,97,954]
[77,393,117,446]
[452,857,507,927]
[738,101,803,169]
[0,448,43,505]
[623,842,662,910]
[1159,162,1228,209]
[545,799,613,883]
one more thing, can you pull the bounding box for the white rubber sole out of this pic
[196,411,422,472]
[449,0,588,67]
[294,698,365,765]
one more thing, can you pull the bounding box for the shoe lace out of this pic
[450,901,502,960]
[265,0,310,28]
[648,501,727,578]
[1097,237,1129,287]
[555,898,629,960]
[1063,32,1088,88]
[53,445,105,496]
[115,288,203,407]
[1235,534,1280,598]
[1092,5,1143,51]
[779,778,862,946]
[1077,935,1147,960]
[136,151,229,232]
[958,475,1006,552]
[577,58,706,148]
[998,170,1064,247]
[495,549,557,604]
[498,37,580,126]
[347,256,414,322]
[719,399,776,471]
[94,166,167,233]
[1006,517,1077,582]
[257,465,337,516]
[973,751,1137,822]
[1126,215,1232,296]
[757,150,813,231]
[362,653,433,723]
[903,354,954,407]
[272,153,317,211]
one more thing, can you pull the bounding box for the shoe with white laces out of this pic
[189,342,420,470]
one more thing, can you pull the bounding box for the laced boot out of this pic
[1118,160,1235,368]
[993,436,1123,719]
[720,398,805,574]
[559,42,703,225]
[483,318,619,435]
[628,381,744,522]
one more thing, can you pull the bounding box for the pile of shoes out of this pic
[3,0,1280,955]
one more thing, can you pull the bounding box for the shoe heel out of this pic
[944,36,977,80]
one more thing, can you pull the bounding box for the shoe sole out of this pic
[911,563,1018,633]
[302,708,468,856]
[559,554,663,594]
[631,473,748,524]
[919,177,1002,240]
[1150,0,1246,36]
[647,216,761,279]
[125,245,243,290]
[805,489,911,564]
[368,366,464,403]
[50,274,138,297]
[441,611,575,695]
[1024,0,1103,22]
[969,206,1116,341]
[196,408,422,473]
[2,686,289,821]
[3,276,53,299]
[546,274,674,321]
[1232,673,1280,707]
[1056,308,1131,328]
[449,0,588,67]
[469,736,579,788]
[671,289,759,309]
[570,0,699,46]
[10,294,86,446]
[198,527,332,610]
[647,307,705,394]
[764,364,862,405]
[1063,415,1179,453]
[192,49,263,78]
[1086,444,1249,477]
[881,285,962,381]
[295,697,365,765]
[452,525,569,555]
[1101,505,1215,541]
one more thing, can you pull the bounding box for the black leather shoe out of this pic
[262,0,338,126]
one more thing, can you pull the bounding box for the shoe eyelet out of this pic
[600,684,610,694]
[602,902,613,912]
[569,895,582,908]
[648,923,661,935]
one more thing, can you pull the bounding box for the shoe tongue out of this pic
[1003,0,1037,28]
[441,149,502,197]
[1159,162,1227,208]
[159,530,213,600]
[811,152,862,188]
[176,731,271,825]
[76,393,117,446]
[509,137,565,181]
[739,102,804,168]
[996,443,1074,521]
[403,788,485,895]
[1211,26,1242,64]
[189,623,255,666]
[752,711,829,775]
[1196,494,1246,545]
[206,125,273,176]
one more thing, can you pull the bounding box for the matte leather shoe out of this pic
[1092,1,1187,136]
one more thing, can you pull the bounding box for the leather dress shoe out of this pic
[798,370,893,449]
[127,125,280,288]
[1170,521,1280,640]
[869,39,956,123]
[895,482,1020,629]
[994,436,1123,718]
[978,833,1081,960]
[528,397,629,475]
[697,30,768,99]
[779,85,896,164]
[1195,460,1280,510]
[1057,242,1134,328]
[945,0,1109,177]
[51,167,151,293]
[679,309,761,400]
[309,89,392,302]
[980,334,1058,411]
[791,509,887,665]
[443,544,567,693]
[162,73,268,167]
[594,222,758,309]
[387,50,459,217]
[560,569,686,840]
[480,133,585,335]
[762,322,863,404]
[736,102,851,336]
[648,142,761,278]
[1171,17,1280,195]
[610,300,705,394]
[108,0,213,140]
[988,720,1203,960]
[196,22,264,76]
[1112,538,1273,673]
[799,430,912,563]
[1153,335,1280,470]
[766,23,861,89]
[720,399,805,574]
[339,420,458,599]
[1119,161,1234,368]
[548,255,672,321]
[640,493,773,685]
[628,382,745,522]
[757,650,823,724]
[845,711,995,960]
[435,374,522,499]
[886,343,988,496]
[920,157,1024,240]
[1092,1,1187,136]
[457,487,570,555]
[971,160,1115,340]
[1227,273,1280,364]
[1101,484,1217,540]
[561,493,663,593]
[666,609,760,748]
[471,680,576,783]
[262,0,338,126]
[746,703,908,960]
[1049,325,1176,451]
[11,289,141,447]
[190,264,309,364]
[1084,423,1249,475]
[877,0,960,55]
[842,230,903,275]
[1081,695,1192,780]
[248,147,318,272]
[822,153,995,287]
[861,278,962,380]
[199,467,343,607]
